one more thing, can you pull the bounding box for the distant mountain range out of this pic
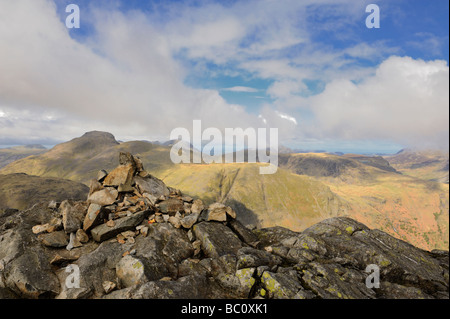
[385,149,449,184]
[0,131,448,250]
[0,144,47,169]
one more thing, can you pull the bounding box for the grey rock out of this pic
[237,247,283,269]
[91,210,149,242]
[105,274,224,299]
[55,240,128,299]
[88,179,103,196]
[260,271,305,299]
[181,212,200,229]
[134,175,170,198]
[38,230,69,248]
[190,199,205,214]
[116,255,151,288]
[193,222,242,258]
[168,216,181,229]
[87,187,118,206]
[228,219,259,246]
[158,198,184,215]
[97,170,108,183]
[60,200,88,233]
[83,203,107,232]
[4,248,60,298]
[103,163,135,187]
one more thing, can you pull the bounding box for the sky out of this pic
[0,0,448,153]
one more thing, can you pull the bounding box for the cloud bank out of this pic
[0,0,448,151]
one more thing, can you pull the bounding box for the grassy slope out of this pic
[157,163,349,231]
[385,150,449,183]
[0,173,89,210]
[0,140,174,185]
[320,169,449,251]
[0,147,47,169]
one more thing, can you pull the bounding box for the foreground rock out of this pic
[0,152,448,299]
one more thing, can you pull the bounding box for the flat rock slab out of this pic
[181,212,200,229]
[158,198,184,215]
[83,203,107,232]
[38,231,69,248]
[91,211,148,242]
[134,175,170,198]
[60,200,88,233]
[87,187,118,206]
[193,222,243,258]
[103,164,135,187]
[228,219,258,245]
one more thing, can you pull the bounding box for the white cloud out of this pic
[258,114,267,124]
[0,0,447,153]
[307,56,449,149]
[275,111,298,126]
[267,81,308,99]
[222,86,259,93]
[0,0,259,144]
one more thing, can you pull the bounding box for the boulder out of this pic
[168,216,181,229]
[76,229,89,244]
[38,231,69,248]
[88,179,103,196]
[97,170,108,183]
[60,200,87,233]
[134,175,170,198]
[104,274,223,299]
[228,219,259,246]
[4,248,60,298]
[119,152,137,167]
[87,187,118,206]
[91,210,149,242]
[103,164,135,187]
[191,199,205,214]
[116,255,151,288]
[237,247,283,269]
[260,270,313,299]
[206,203,227,222]
[180,212,200,229]
[83,203,107,232]
[158,198,184,215]
[193,222,243,258]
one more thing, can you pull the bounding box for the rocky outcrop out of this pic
[0,152,448,299]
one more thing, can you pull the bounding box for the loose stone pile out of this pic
[33,152,239,251]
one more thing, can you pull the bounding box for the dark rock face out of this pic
[1,204,448,299]
[193,222,243,258]
[0,152,448,299]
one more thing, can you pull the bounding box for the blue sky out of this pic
[0,0,448,153]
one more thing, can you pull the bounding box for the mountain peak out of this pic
[81,131,119,142]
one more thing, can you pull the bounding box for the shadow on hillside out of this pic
[0,190,7,210]
[224,199,261,229]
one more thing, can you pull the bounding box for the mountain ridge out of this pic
[1,131,448,251]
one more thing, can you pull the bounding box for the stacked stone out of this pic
[32,152,238,251]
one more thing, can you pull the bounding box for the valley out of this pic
[1,131,448,250]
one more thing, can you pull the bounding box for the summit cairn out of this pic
[82,152,237,243]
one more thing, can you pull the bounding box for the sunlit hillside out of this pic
[1,132,448,250]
